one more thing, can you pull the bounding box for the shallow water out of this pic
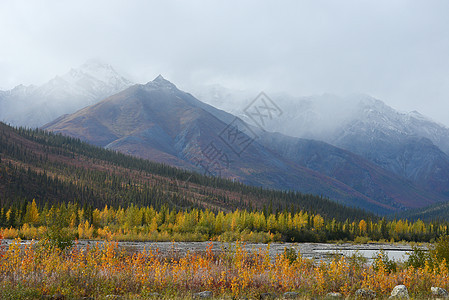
[314,248,412,262]
[2,239,423,262]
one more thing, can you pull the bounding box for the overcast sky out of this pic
[1,0,449,125]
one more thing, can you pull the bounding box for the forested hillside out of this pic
[0,122,371,222]
[2,120,449,243]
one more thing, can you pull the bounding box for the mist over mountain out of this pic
[195,88,449,198]
[0,60,133,128]
[42,75,449,214]
[195,87,449,153]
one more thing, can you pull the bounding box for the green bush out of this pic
[283,247,298,264]
[45,226,76,250]
[347,250,368,271]
[353,236,371,244]
[406,246,431,269]
[405,236,449,270]
[434,235,449,267]
[373,250,397,273]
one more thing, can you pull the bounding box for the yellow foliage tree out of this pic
[24,199,39,225]
[359,219,367,235]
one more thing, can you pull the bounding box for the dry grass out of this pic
[0,235,448,299]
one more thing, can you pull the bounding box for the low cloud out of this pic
[0,0,448,125]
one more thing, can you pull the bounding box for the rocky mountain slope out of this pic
[43,76,449,214]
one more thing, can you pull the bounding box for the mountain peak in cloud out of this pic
[63,59,133,88]
[0,60,134,128]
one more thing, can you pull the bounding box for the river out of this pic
[2,239,423,263]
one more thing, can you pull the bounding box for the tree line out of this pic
[1,200,447,243]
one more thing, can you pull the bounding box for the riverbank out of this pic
[0,238,444,299]
[2,239,425,262]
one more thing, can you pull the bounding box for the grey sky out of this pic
[1,0,449,125]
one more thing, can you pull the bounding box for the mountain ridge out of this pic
[42,76,449,214]
[194,88,449,200]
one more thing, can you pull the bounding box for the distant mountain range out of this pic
[194,87,449,155]
[195,88,449,200]
[2,61,449,217]
[0,60,132,128]
[42,75,449,214]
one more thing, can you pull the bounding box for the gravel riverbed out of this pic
[2,240,420,262]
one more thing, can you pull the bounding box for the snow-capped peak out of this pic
[0,60,134,128]
[8,84,37,96]
[60,59,132,89]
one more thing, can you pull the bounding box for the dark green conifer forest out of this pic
[1,122,448,243]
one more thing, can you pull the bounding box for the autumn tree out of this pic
[24,199,39,225]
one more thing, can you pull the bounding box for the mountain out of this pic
[43,76,448,214]
[0,121,373,222]
[0,60,133,128]
[195,90,449,199]
[257,133,449,211]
